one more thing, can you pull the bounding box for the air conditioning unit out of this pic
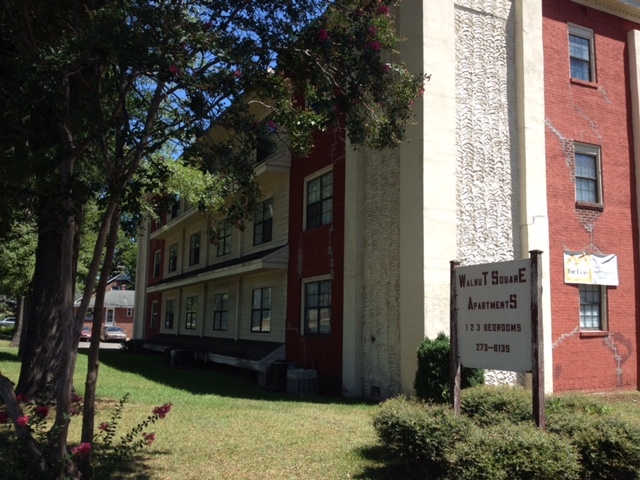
[170,349,194,368]
[287,369,317,396]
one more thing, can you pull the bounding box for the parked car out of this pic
[80,326,92,342]
[101,325,127,342]
[0,317,16,327]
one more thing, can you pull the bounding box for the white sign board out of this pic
[456,259,532,371]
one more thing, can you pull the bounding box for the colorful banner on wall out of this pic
[563,252,619,286]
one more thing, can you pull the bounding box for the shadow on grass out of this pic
[351,445,438,480]
[0,428,167,480]
[87,349,375,407]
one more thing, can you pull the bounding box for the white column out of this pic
[515,0,553,391]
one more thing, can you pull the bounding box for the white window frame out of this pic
[253,198,273,246]
[579,284,607,331]
[153,250,162,277]
[188,231,201,266]
[574,143,603,205]
[105,308,115,325]
[150,301,158,330]
[164,298,176,330]
[212,292,230,331]
[301,275,332,335]
[304,167,333,230]
[251,287,271,333]
[569,24,596,82]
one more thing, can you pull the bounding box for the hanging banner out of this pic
[563,252,618,286]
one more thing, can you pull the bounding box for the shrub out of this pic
[461,384,533,426]
[373,396,472,476]
[414,332,483,403]
[547,411,640,480]
[446,421,580,480]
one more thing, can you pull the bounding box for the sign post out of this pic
[450,251,545,429]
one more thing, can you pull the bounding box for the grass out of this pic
[0,340,389,479]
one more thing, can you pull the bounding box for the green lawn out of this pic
[0,341,387,479]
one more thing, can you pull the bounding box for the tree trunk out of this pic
[78,202,121,477]
[15,220,64,404]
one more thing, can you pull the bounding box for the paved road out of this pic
[78,341,123,350]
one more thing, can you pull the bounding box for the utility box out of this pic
[287,369,318,396]
[170,349,194,368]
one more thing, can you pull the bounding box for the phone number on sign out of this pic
[476,343,510,353]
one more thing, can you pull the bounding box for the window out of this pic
[185,296,197,330]
[217,220,232,257]
[253,198,273,245]
[171,198,180,218]
[580,284,606,330]
[256,116,277,163]
[569,25,595,82]
[112,286,121,291]
[574,144,602,204]
[213,293,229,331]
[304,280,331,335]
[165,299,175,329]
[86,307,93,320]
[189,232,201,266]
[306,171,333,229]
[106,309,114,325]
[126,307,133,317]
[251,288,271,333]
[150,302,158,329]
[153,250,162,277]
[168,243,178,273]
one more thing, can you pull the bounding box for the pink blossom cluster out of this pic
[366,41,381,51]
[16,393,29,403]
[152,403,172,419]
[99,422,111,431]
[72,442,92,457]
[36,406,49,418]
[317,28,329,43]
[17,416,29,427]
[143,432,156,446]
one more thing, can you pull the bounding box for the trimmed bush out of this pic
[446,422,580,480]
[547,411,640,480]
[414,332,484,403]
[372,396,472,476]
[461,384,533,426]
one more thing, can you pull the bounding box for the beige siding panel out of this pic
[241,176,290,255]
[179,285,205,336]
[160,289,180,335]
[238,271,287,343]
[204,280,237,339]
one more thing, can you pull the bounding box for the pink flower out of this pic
[71,393,83,403]
[36,406,49,417]
[99,422,111,431]
[267,120,278,132]
[317,28,329,43]
[17,416,29,427]
[153,403,172,419]
[69,407,80,416]
[0,412,9,424]
[383,63,392,73]
[233,69,242,77]
[368,26,378,37]
[378,4,390,15]
[72,443,92,457]
[16,393,29,404]
[143,432,156,446]
[168,65,179,76]
[417,87,425,96]
[367,41,381,51]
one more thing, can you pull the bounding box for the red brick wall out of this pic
[286,127,346,393]
[543,0,640,391]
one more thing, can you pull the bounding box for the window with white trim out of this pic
[165,299,175,329]
[304,279,331,335]
[213,293,229,331]
[126,307,133,317]
[150,302,158,330]
[580,284,607,330]
[153,250,162,277]
[253,199,273,245]
[168,243,178,273]
[251,288,271,333]
[189,232,201,266]
[569,24,595,82]
[185,296,197,330]
[217,220,232,257]
[306,170,333,229]
[574,143,602,205]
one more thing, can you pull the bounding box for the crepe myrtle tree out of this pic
[0,0,424,477]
